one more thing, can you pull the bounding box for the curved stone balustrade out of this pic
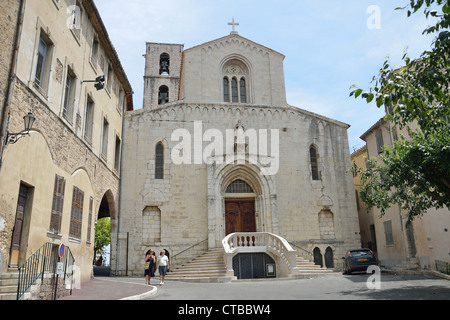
[222,232,297,277]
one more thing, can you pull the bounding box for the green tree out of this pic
[94,217,111,259]
[350,0,450,221]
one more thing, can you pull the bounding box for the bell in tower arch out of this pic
[159,53,170,75]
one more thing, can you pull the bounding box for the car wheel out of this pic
[345,265,352,275]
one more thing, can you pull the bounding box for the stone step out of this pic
[168,271,227,278]
[0,271,20,300]
[168,247,334,282]
[296,269,334,273]
[1,272,19,279]
[0,293,17,300]
[190,254,224,261]
[296,263,322,268]
[180,260,225,266]
[0,285,18,294]
[165,276,235,283]
[167,249,228,281]
[293,257,335,274]
[172,265,225,272]
[0,278,19,286]
[187,259,224,265]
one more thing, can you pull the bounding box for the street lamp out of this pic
[5,112,36,145]
[83,75,105,91]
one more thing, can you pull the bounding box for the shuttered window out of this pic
[49,175,66,233]
[384,220,394,245]
[69,186,84,239]
[375,129,384,154]
[86,197,93,244]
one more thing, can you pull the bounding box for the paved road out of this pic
[144,273,450,300]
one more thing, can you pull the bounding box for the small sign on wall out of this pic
[56,262,64,275]
[266,263,276,277]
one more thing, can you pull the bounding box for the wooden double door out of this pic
[225,199,256,235]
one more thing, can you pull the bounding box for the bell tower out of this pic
[143,42,184,107]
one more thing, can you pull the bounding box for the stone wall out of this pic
[22,273,71,300]
[0,0,20,118]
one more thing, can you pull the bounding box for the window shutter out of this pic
[50,175,65,233]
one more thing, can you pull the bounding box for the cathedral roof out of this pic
[184,33,285,59]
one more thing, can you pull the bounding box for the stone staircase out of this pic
[0,269,19,300]
[166,248,335,282]
[166,248,233,283]
[293,256,335,278]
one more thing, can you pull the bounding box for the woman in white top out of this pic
[156,250,170,285]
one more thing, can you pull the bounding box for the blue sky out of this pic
[95,0,436,151]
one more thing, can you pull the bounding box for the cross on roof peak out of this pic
[228,18,239,34]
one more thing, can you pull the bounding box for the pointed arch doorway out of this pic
[224,180,256,235]
[207,162,279,249]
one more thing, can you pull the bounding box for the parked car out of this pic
[342,249,377,275]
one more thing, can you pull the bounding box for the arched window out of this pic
[223,77,230,102]
[159,53,170,75]
[226,179,254,194]
[158,85,169,105]
[231,77,239,103]
[310,146,320,180]
[222,59,250,103]
[240,78,247,103]
[155,143,164,179]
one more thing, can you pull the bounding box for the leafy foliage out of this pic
[94,217,111,258]
[350,0,450,220]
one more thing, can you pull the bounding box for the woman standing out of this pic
[144,249,156,285]
[156,250,170,285]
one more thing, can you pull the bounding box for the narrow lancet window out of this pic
[155,143,164,179]
[223,77,230,102]
[310,146,320,180]
[231,77,238,103]
[240,78,247,103]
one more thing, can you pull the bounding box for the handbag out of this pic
[144,262,150,269]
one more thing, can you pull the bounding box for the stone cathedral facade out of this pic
[112,30,360,276]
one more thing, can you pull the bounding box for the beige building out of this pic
[115,31,361,277]
[352,117,450,271]
[351,145,377,252]
[0,0,133,283]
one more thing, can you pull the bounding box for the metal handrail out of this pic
[288,241,313,256]
[171,239,208,261]
[16,242,75,300]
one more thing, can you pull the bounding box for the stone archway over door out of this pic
[207,162,278,248]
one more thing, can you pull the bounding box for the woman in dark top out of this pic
[144,249,156,285]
